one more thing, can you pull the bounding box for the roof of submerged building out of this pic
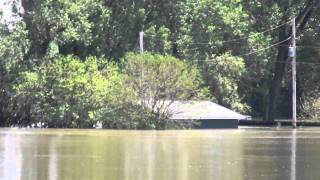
[168,101,247,120]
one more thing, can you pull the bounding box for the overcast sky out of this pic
[0,0,22,23]
[1,1,12,21]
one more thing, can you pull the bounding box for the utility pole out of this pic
[291,17,297,128]
[139,31,144,54]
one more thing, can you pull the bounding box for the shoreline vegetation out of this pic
[1,1,320,129]
[5,119,320,129]
[3,53,207,129]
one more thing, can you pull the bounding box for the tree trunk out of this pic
[265,29,289,121]
[21,0,51,62]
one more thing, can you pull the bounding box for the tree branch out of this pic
[296,0,320,32]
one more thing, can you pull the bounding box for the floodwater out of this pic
[0,128,320,180]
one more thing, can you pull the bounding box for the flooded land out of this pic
[1,128,320,180]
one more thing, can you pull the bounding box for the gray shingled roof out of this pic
[168,101,246,120]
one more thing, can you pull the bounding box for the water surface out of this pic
[1,128,320,180]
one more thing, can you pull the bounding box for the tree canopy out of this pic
[1,0,320,128]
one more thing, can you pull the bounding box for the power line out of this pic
[275,44,320,49]
[184,38,290,62]
[188,58,320,66]
[141,32,320,67]
[242,38,291,56]
[140,35,320,66]
[144,20,291,45]
[186,20,289,45]
[184,36,320,66]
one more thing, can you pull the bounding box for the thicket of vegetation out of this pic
[2,53,206,129]
[0,0,320,128]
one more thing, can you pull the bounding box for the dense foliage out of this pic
[0,0,320,128]
[12,56,127,128]
[4,54,205,129]
[122,53,208,129]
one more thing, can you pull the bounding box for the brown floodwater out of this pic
[0,127,320,180]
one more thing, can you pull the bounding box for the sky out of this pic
[1,1,12,21]
[0,0,22,23]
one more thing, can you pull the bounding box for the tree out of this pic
[178,0,250,60]
[202,53,249,113]
[0,9,29,126]
[3,0,320,126]
[21,0,111,61]
[177,0,251,114]
[265,0,320,121]
[295,26,320,119]
[122,52,208,129]
[12,55,126,128]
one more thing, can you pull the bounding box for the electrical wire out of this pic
[181,36,320,66]
[143,20,291,45]
[184,38,290,62]
[189,58,320,65]
[275,44,320,49]
[242,38,291,56]
[187,57,320,67]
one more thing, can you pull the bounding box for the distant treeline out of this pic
[0,0,320,128]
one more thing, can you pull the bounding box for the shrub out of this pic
[11,53,209,129]
[121,52,208,129]
[300,97,320,120]
[12,56,127,128]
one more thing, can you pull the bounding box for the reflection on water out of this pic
[2,132,22,180]
[291,129,296,180]
[1,128,320,180]
[48,139,58,180]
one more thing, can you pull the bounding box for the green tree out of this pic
[122,52,208,129]
[21,0,111,61]
[12,56,126,128]
[262,0,320,121]
[201,53,249,113]
[177,0,252,114]
[178,0,249,60]
[3,0,320,125]
[0,10,30,126]
[296,28,320,119]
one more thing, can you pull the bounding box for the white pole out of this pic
[139,31,144,54]
[292,18,297,128]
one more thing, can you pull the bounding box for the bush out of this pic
[11,53,209,129]
[201,53,250,113]
[12,55,127,128]
[120,52,209,129]
[300,97,320,120]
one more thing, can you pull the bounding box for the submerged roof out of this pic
[168,101,246,120]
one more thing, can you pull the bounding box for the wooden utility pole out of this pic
[139,31,144,54]
[291,17,297,128]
